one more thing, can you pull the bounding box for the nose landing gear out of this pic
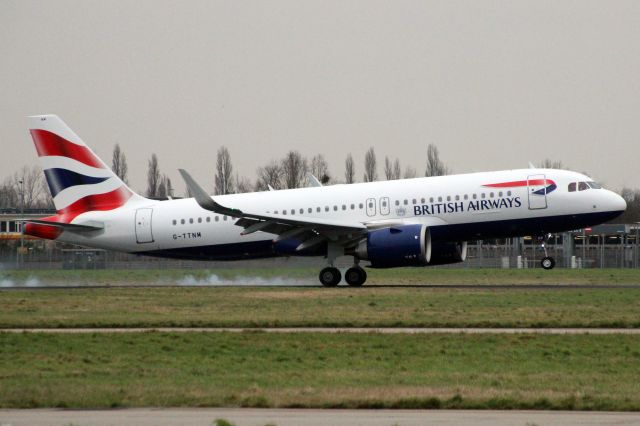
[539,233,556,270]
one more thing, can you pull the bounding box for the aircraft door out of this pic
[527,174,548,210]
[366,198,376,217]
[135,208,154,243]
[380,197,390,215]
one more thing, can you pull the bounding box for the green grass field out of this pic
[1,332,639,410]
[3,267,640,286]
[1,286,640,328]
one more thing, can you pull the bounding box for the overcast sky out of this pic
[1,0,639,194]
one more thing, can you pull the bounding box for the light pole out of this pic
[19,179,24,268]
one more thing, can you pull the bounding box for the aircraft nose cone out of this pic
[610,191,627,212]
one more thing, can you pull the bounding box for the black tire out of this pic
[345,266,367,287]
[319,267,341,287]
[541,256,556,270]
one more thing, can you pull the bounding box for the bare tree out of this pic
[310,154,330,184]
[393,158,401,180]
[403,166,417,179]
[281,151,308,189]
[344,154,355,184]
[363,147,377,182]
[13,165,45,208]
[384,156,393,180]
[146,154,160,198]
[111,144,128,184]
[165,176,173,198]
[425,144,449,177]
[0,178,18,208]
[157,177,167,199]
[539,159,566,169]
[214,146,234,195]
[256,161,283,191]
[235,174,253,193]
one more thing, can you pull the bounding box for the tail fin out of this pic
[28,114,144,221]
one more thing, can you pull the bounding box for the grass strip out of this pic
[0,332,639,410]
[1,287,640,328]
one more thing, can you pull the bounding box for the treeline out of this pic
[133,144,450,197]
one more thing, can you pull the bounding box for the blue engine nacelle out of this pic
[354,224,467,268]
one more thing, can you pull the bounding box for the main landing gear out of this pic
[319,244,368,287]
[538,234,556,270]
[318,265,368,287]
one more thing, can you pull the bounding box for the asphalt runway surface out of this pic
[3,327,640,334]
[2,283,640,290]
[1,408,639,426]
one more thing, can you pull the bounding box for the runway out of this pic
[2,327,640,334]
[1,408,639,426]
[2,283,640,290]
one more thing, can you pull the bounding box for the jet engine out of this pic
[352,224,467,268]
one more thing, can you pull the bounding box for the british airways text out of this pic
[414,197,522,216]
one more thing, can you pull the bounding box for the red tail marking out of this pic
[24,223,62,240]
[30,129,104,169]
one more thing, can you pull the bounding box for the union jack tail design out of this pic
[27,115,143,235]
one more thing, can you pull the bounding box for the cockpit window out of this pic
[587,181,602,189]
[568,182,576,192]
[578,182,589,191]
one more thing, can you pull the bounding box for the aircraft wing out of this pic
[179,169,366,251]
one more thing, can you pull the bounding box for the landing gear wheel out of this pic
[319,267,341,287]
[345,266,367,287]
[541,256,556,270]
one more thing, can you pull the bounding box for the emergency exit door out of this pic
[135,208,154,243]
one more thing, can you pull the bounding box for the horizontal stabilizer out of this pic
[23,219,104,232]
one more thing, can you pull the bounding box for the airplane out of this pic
[23,115,626,286]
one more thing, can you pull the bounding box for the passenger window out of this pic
[342,205,346,210]
[507,191,512,196]
[421,198,425,203]
[472,194,477,200]
[291,209,295,215]
[223,216,227,221]
[300,208,304,214]
[198,218,202,223]
[325,206,329,212]
[568,183,576,192]
[189,218,194,224]
[489,192,494,198]
[430,197,434,203]
[403,199,408,205]
[308,208,312,213]
[317,207,321,212]
[181,219,185,224]
[446,196,451,202]
[172,220,177,225]
[464,194,468,200]
[395,200,400,206]
[578,182,589,191]
[455,195,459,201]
[359,203,364,209]
[206,217,211,223]
[498,192,503,197]
[368,201,373,208]
[215,216,219,222]
[412,199,416,204]
[350,204,355,209]
[333,205,338,211]
[481,193,486,199]
[283,210,287,215]
[438,197,442,202]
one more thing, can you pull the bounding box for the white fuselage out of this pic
[54,168,626,261]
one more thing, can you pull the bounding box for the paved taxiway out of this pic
[1,408,639,426]
[2,327,640,334]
